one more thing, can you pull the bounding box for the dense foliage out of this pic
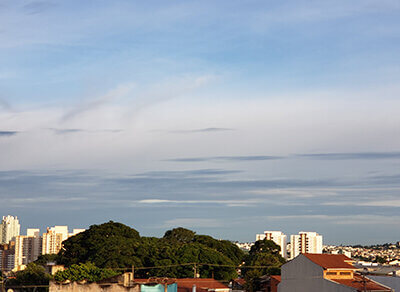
[242,239,286,292]
[6,263,51,292]
[54,262,120,282]
[57,221,245,280]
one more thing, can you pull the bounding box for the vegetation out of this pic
[6,221,285,288]
[57,221,245,280]
[54,262,120,282]
[242,239,286,292]
[6,263,51,291]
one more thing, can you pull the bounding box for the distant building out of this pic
[42,226,69,255]
[0,243,15,272]
[42,226,85,255]
[14,228,42,270]
[50,274,178,292]
[278,253,392,292]
[290,231,323,259]
[0,215,20,244]
[256,231,287,259]
[175,278,231,292]
[235,242,253,251]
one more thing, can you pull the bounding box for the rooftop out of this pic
[332,274,391,292]
[175,278,229,290]
[303,253,355,269]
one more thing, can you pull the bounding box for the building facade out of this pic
[0,215,20,244]
[278,253,392,292]
[0,243,15,272]
[256,231,287,259]
[42,226,69,255]
[290,232,323,259]
[14,228,42,269]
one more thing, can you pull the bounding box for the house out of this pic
[278,253,392,292]
[175,278,230,292]
[260,275,281,292]
[231,278,245,292]
[50,273,177,292]
[368,276,400,292]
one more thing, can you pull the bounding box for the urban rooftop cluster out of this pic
[0,215,85,272]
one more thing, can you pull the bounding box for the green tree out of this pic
[58,222,243,281]
[163,227,196,244]
[194,235,245,265]
[54,262,120,282]
[58,221,142,268]
[34,254,59,266]
[6,263,51,291]
[243,239,286,292]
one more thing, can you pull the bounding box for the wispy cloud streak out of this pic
[170,128,235,133]
[0,131,18,137]
[167,155,284,162]
[297,152,400,160]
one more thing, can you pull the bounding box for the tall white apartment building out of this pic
[256,231,288,259]
[290,231,323,259]
[42,226,69,255]
[0,215,20,244]
[42,226,84,255]
[14,229,42,269]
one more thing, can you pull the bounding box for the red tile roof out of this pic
[232,278,245,286]
[332,274,391,292]
[175,278,229,290]
[132,278,177,285]
[303,253,355,269]
[270,275,281,282]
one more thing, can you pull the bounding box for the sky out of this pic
[1,0,400,245]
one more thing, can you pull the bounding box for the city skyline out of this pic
[1,1,400,244]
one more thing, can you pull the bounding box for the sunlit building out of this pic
[290,231,323,259]
[256,231,288,259]
[0,215,20,244]
[14,228,42,269]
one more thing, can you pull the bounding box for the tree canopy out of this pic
[6,263,51,292]
[242,239,286,292]
[56,222,245,281]
[54,262,120,282]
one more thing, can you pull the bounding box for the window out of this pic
[326,272,337,275]
[340,272,351,275]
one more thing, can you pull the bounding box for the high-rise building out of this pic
[290,231,323,259]
[0,243,15,272]
[14,229,42,269]
[256,231,287,259]
[42,226,69,255]
[0,215,21,244]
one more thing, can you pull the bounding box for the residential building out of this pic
[42,226,69,255]
[368,275,400,292]
[260,275,281,292]
[14,228,42,269]
[278,253,392,292]
[50,273,178,292]
[256,231,287,259]
[0,243,15,272]
[175,278,231,292]
[290,232,323,259]
[42,226,85,255]
[0,215,20,244]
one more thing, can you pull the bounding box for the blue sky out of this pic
[1,0,400,244]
